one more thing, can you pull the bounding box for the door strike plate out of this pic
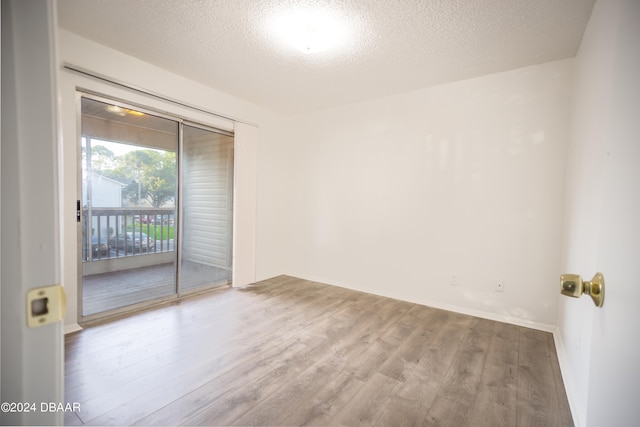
[26,285,66,328]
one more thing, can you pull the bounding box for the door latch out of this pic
[560,272,605,307]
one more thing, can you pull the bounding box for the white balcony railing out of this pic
[82,208,175,263]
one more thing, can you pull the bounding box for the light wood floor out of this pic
[65,275,573,426]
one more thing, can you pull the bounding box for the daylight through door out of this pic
[79,95,233,319]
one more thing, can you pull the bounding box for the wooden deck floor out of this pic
[66,275,573,426]
[82,261,231,316]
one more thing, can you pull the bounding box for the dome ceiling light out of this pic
[271,5,348,54]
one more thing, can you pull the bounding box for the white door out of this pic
[1,1,65,425]
[584,1,640,424]
[559,1,640,425]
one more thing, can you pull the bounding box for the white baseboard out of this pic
[289,272,556,333]
[553,330,583,427]
[64,323,83,334]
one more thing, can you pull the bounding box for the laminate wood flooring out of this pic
[64,275,573,426]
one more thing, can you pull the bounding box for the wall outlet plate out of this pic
[496,281,505,292]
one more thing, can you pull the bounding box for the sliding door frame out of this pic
[76,91,234,325]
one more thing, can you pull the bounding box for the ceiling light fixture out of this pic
[106,105,126,116]
[126,109,145,117]
[105,105,144,117]
[272,6,347,54]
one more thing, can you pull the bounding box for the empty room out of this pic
[2,0,639,426]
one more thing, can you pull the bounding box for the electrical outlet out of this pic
[450,275,459,286]
[496,281,505,292]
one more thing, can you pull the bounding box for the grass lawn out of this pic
[127,224,175,240]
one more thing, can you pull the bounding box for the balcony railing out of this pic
[82,208,175,263]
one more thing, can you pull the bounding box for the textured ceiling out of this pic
[57,0,595,115]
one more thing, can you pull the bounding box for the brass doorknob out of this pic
[560,272,605,307]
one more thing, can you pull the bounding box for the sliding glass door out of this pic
[180,124,234,291]
[79,95,233,320]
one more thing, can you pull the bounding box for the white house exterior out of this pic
[82,173,124,208]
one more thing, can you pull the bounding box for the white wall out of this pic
[557,0,640,426]
[285,59,574,330]
[58,30,290,328]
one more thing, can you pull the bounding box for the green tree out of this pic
[140,151,176,208]
[91,145,116,173]
[109,149,176,208]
